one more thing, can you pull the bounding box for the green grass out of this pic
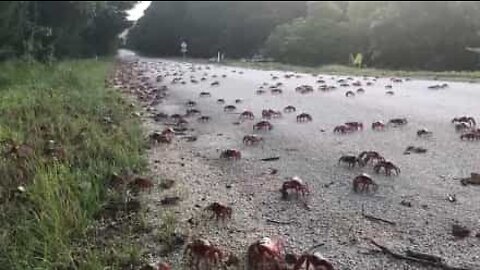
[224,60,480,82]
[155,211,178,254]
[0,59,147,269]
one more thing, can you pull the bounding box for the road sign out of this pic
[181,42,188,53]
[181,41,188,60]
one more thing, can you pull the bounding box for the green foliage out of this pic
[265,1,480,70]
[0,60,146,269]
[226,60,480,82]
[369,1,480,70]
[155,211,178,253]
[0,1,136,62]
[127,1,480,70]
[127,1,307,58]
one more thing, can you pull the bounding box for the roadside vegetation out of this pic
[0,59,148,269]
[225,61,480,82]
[128,1,480,72]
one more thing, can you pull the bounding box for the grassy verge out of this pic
[224,60,480,82]
[0,59,148,269]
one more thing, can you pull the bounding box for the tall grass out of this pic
[0,59,146,269]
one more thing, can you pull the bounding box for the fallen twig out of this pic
[405,250,443,263]
[368,238,472,270]
[307,243,325,252]
[266,218,293,225]
[361,205,396,226]
[302,202,312,211]
[260,156,280,161]
[323,181,335,188]
[160,196,181,205]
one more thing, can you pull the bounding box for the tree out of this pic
[264,1,480,70]
[0,1,136,61]
[265,1,355,66]
[370,1,480,70]
[127,1,307,58]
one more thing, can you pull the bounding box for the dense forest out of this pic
[128,1,480,70]
[0,1,136,62]
[126,1,307,58]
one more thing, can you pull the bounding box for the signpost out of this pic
[180,41,188,60]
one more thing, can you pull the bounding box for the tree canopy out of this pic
[126,1,307,58]
[265,1,480,70]
[127,1,480,70]
[0,1,136,62]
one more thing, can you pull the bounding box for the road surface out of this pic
[125,54,480,269]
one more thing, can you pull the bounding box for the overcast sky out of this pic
[127,1,152,21]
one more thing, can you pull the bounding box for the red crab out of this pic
[452,116,476,127]
[374,160,400,176]
[186,100,197,107]
[263,109,282,119]
[345,91,355,97]
[358,151,384,165]
[333,125,355,134]
[293,252,334,270]
[353,174,378,193]
[4,140,34,160]
[295,85,314,94]
[284,105,296,113]
[262,109,273,119]
[240,110,255,120]
[271,110,283,118]
[271,88,283,94]
[170,114,183,121]
[417,128,433,137]
[338,155,361,168]
[128,177,154,191]
[352,81,362,87]
[371,121,385,131]
[205,202,232,221]
[150,131,172,144]
[254,121,273,131]
[455,122,470,132]
[389,118,407,126]
[177,118,189,127]
[156,262,171,270]
[220,149,242,160]
[297,113,312,122]
[197,116,211,122]
[243,134,264,145]
[224,105,236,112]
[184,239,223,270]
[460,132,480,140]
[186,108,201,117]
[281,176,310,199]
[248,237,285,270]
[344,122,363,131]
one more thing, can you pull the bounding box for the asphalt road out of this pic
[129,53,480,269]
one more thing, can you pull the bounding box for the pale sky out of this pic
[127,1,152,21]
